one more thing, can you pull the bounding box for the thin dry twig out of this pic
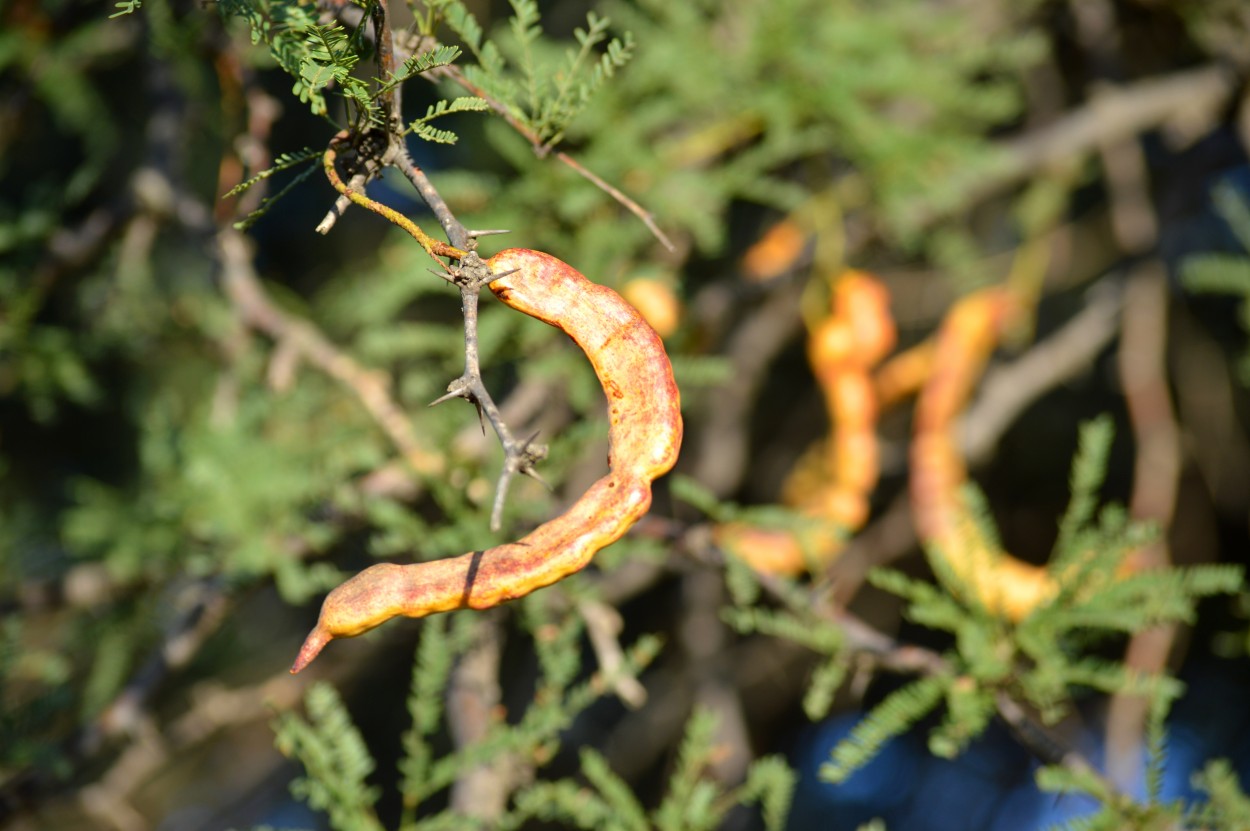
[421,57,675,251]
[579,599,648,708]
[962,277,1123,462]
[218,227,446,478]
[1016,62,1228,181]
[315,168,373,236]
[553,150,675,252]
[394,147,469,250]
[447,615,523,820]
[899,63,1236,231]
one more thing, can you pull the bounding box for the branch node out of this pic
[516,439,551,490]
[460,261,505,291]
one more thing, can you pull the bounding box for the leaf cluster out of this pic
[1036,754,1250,831]
[272,604,669,831]
[431,0,635,150]
[476,0,1044,263]
[694,417,1243,789]
[506,707,795,831]
[843,418,1243,777]
[219,0,469,125]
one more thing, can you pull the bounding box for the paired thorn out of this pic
[515,431,550,489]
[425,250,541,534]
[464,265,510,291]
[438,263,505,292]
[487,433,550,533]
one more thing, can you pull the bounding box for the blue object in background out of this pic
[787,662,1250,831]
[788,712,920,830]
[788,712,1098,831]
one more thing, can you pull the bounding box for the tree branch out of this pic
[218,227,446,478]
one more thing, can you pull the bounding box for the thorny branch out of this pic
[431,251,550,532]
[394,146,469,251]
[308,1,561,533]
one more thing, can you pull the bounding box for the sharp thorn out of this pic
[521,465,552,492]
[429,384,467,408]
[429,267,456,285]
[467,228,511,238]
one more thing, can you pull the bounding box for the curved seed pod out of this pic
[715,271,895,574]
[909,288,1055,620]
[291,249,683,672]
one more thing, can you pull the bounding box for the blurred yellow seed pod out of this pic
[621,277,682,338]
[741,218,807,282]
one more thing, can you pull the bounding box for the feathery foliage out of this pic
[837,417,1243,778]
[1190,760,1250,829]
[430,0,635,149]
[409,96,492,145]
[1035,751,1250,831]
[273,682,385,831]
[218,0,335,116]
[822,677,947,784]
[276,601,663,830]
[507,707,795,831]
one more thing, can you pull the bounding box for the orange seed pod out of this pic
[621,277,682,339]
[292,249,683,672]
[741,219,807,283]
[717,270,895,574]
[908,288,1057,621]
